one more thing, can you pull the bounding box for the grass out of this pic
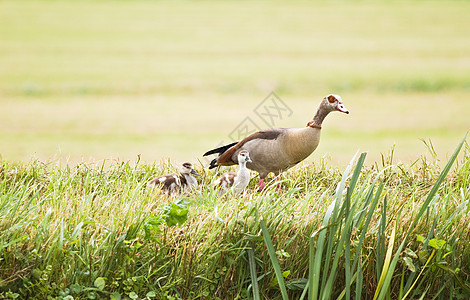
[0,0,469,165]
[0,137,469,299]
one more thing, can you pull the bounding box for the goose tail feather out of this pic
[203,141,238,157]
[208,158,218,169]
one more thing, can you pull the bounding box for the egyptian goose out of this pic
[147,162,199,194]
[203,94,349,191]
[214,150,252,196]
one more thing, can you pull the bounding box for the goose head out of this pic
[180,162,199,176]
[324,94,349,114]
[238,150,252,164]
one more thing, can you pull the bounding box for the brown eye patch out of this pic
[327,95,337,103]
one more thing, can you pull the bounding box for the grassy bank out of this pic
[1,138,469,299]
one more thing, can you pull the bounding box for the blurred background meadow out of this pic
[1,0,469,168]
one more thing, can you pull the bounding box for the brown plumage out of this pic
[203,94,349,191]
[147,162,199,194]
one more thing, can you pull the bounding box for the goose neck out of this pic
[311,103,331,127]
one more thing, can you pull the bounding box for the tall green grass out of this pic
[1,138,469,299]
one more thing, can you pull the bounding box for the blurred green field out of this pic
[1,0,469,167]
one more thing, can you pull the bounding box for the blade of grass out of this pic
[373,220,397,300]
[260,219,289,300]
[344,213,352,300]
[324,153,371,299]
[309,196,338,300]
[398,266,405,300]
[306,184,333,299]
[322,195,355,299]
[247,246,261,300]
[352,181,384,273]
[346,152,367,201]
[376,196,387,281]
[319,152,359,298]
[355,256,363,300]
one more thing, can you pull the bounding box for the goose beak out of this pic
[336,103,349,114]
[246,157,252,163]
[191,169,199,176]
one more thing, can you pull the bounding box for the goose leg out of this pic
[258,179,266,192]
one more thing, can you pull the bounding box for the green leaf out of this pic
[146,291,156,298]
[5,293,19,299]
[416,234,425,243]
[402,257,416,272]
[286,278,308,291]
[143,214,163,241]
[129,292,138,300]
[404,248,418,259]
[428,239,446,250]
[110,292,121,300]
[163,199,189,227]
[94,277,106,291]
[282,270,290,278]
[276,249,291,258]
[31,269,42,280]
[70,283,82,294]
